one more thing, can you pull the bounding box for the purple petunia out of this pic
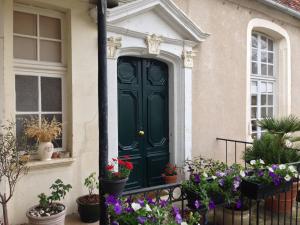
[269,172,281,186]
[209,200,216,210]
[159,199,168,207]
[114,202,122,215]
[233,177,241,191]
[147,197,155,205]
[218,178,225,187]
[194,200,201,209]
[137,216,147,224]
[257,170,264,177]
[137,199,145,207]
[175,213,183,224]
[112,221,119,225]
[194,174,200,184]
[236,199,242,209]
[106,195,118,206]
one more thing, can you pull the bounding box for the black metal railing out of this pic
[117,138,300,225]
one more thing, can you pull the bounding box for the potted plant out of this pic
[241,159,298,200]
[106,195,201,225]
[0,121,30,225]
[214,164,251,225]
[101,156,133,196]
[24,117,62,161]
[76,172,100,223]
[162,163,178,184]
[26,179,72,225]
[244,116,300,212]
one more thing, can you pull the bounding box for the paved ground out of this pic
[65,214,98,225]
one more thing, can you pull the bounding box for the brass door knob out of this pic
[138,130,145,136]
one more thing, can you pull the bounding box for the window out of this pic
[250,33,275,138]
[14,6,66,150]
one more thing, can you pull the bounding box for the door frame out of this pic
[107,45,193,168]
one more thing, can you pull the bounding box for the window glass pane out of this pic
[267,83,273,93]
[261,64,267,75]
[251,120,257,131]
[252,49,257,61]
[261,36,267,49]
[39,16,61,39]
[268,53,273,64]
[251,107,257,119]
[268,65,273,76]
[40,40,61,62]
[261,51,267,63]
[252,133,257,139]
[16,75,39,112]
[261,107,267,117]
[14,36,37,60]
[41,114,62,148]
[41,77,62,112]
[268,95,273,105]
[13,11,37,36]
[251,81,258,93]
[252,34,258,48]
[268,39,273,51]
[251,95,257,105]
[261,95,267,105]
[261,82,267,93]
[252,62,258,74]
[268,107,273,117]
[16,114,38,148]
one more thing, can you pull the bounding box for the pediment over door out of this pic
[106,0,209,47]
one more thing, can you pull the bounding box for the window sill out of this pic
[28,158,75,170]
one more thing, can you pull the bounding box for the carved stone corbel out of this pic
[182,50,196,68]
[145,34,163,55]
[107,37,122,59]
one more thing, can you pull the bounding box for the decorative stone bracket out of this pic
[107,37,122,59]
[145,34,163,55]
[182,50,196,68]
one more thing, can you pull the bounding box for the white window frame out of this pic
[250,32,276,138]
[13,4,67,152]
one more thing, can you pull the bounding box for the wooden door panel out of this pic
[147,153,169,186]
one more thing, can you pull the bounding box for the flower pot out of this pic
[77,194,100,223]
[162,174,177,184]
[215,207,250,225]
[241,179,293,200]
[107,0,119,8]
[265,181,299,213]
[26,204,66,225]
[101,178,128,196]
[38,142,54,161]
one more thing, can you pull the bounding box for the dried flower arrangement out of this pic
[24,117,62,142]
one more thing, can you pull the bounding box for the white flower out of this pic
[181,222,188,225]
[279,164,286,170]
[284,175,292,182]
[285,140,293,148]
[259,159,265,165]
[212,176,217,180]
[131,203,141,211]
[240,170,246,178]
[203,172,208,178]
[267,166,274,173]
[145,204,152,212]
[250,160,256,165]
[289,165,297,173]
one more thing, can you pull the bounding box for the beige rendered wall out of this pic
[173,0,300,163]
[1,0,99,224]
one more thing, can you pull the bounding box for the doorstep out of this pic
[66,214,98,225]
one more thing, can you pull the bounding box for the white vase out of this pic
[38,142,54,161]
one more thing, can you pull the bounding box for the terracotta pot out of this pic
[107,0,119,8]
[77,195,100,223]
[265,181,299,213]
[38,142,54,161]
[215,207,250,225]
[26,204,66,225]
[163,174,177,184]
[101,178,128,196]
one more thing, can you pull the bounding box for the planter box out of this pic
[184,188,223,210]
[215,207,250,225]
[241,179,292,200]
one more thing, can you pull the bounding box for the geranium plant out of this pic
[164,163,177,176]
[105,156,133,180]
[106,195,201,225]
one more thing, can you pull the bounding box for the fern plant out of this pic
[244,115,300,164]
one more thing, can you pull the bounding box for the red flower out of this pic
[118,159,125,166]
[125,161,133,170]
[106,165,114,171]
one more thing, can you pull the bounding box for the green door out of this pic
[118,56,169,190]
